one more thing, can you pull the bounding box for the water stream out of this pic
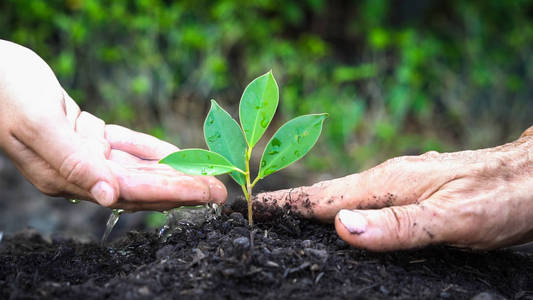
[101,209,124,244]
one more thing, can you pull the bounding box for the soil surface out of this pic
[1,201,533,300]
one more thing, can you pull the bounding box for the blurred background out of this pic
[1,0,532,240]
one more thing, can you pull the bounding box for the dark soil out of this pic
[1,201,533,300]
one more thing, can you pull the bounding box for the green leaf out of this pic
[239,70,279,148]
[204,100,247,185]
[258,114,327,178]
[160,149,243,176]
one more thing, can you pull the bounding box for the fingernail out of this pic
[338,209,367,234]
[91,181,116,207]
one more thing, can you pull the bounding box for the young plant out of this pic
[160,71,327,226]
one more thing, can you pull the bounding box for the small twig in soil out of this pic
[356,283,380,295]
[283,262,311,278]
[314,272,325,284]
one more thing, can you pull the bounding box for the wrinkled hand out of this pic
[258,126,533,251]
[0,40,226,210]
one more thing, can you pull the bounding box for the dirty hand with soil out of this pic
[0,40,226,210]
[259,126,533,251]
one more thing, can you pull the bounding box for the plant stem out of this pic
[244,147,254,227]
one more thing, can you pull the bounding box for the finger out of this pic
[105,124,178,160]
[109,149,154,165]
[109,162,226,205]
[255,185,321,219]
[194,175,227,205]
[335,201,446,251]
[255,172,408,222]
[257,153,462,222]
[108,149,227,204]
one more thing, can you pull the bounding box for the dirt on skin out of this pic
[1,200,533,300]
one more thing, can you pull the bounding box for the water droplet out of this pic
[294,150,301,156]
[208,132,221,143]
[260,112,269,128]
[296,135,302,144]
[272,138,281,147]
[201,168,208,175]
[208,116,215,125]
[260,160,266,167]
[268,138,281,155]
[281,156,286,162]
[206,203,221,217]
[68,199,80,204]
[158,224,170,239]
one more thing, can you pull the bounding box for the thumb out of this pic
[21,117,118,206]
[335,202,445,251]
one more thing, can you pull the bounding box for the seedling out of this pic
[160,71,327,226]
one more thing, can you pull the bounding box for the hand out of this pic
[0,40,226,210]
[257,126,533,251]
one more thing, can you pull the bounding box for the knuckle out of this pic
[420,150,440,159]
[383,206,416,245]
[77,111,106,130]
[381,157,402,168]
[470,153,510,179]
[59,152,89,185]
[380,156,415,169]
[486,154,508,170]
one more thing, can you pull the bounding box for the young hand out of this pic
[0,40,226,210]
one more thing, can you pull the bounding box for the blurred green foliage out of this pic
[1,0,532,177]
